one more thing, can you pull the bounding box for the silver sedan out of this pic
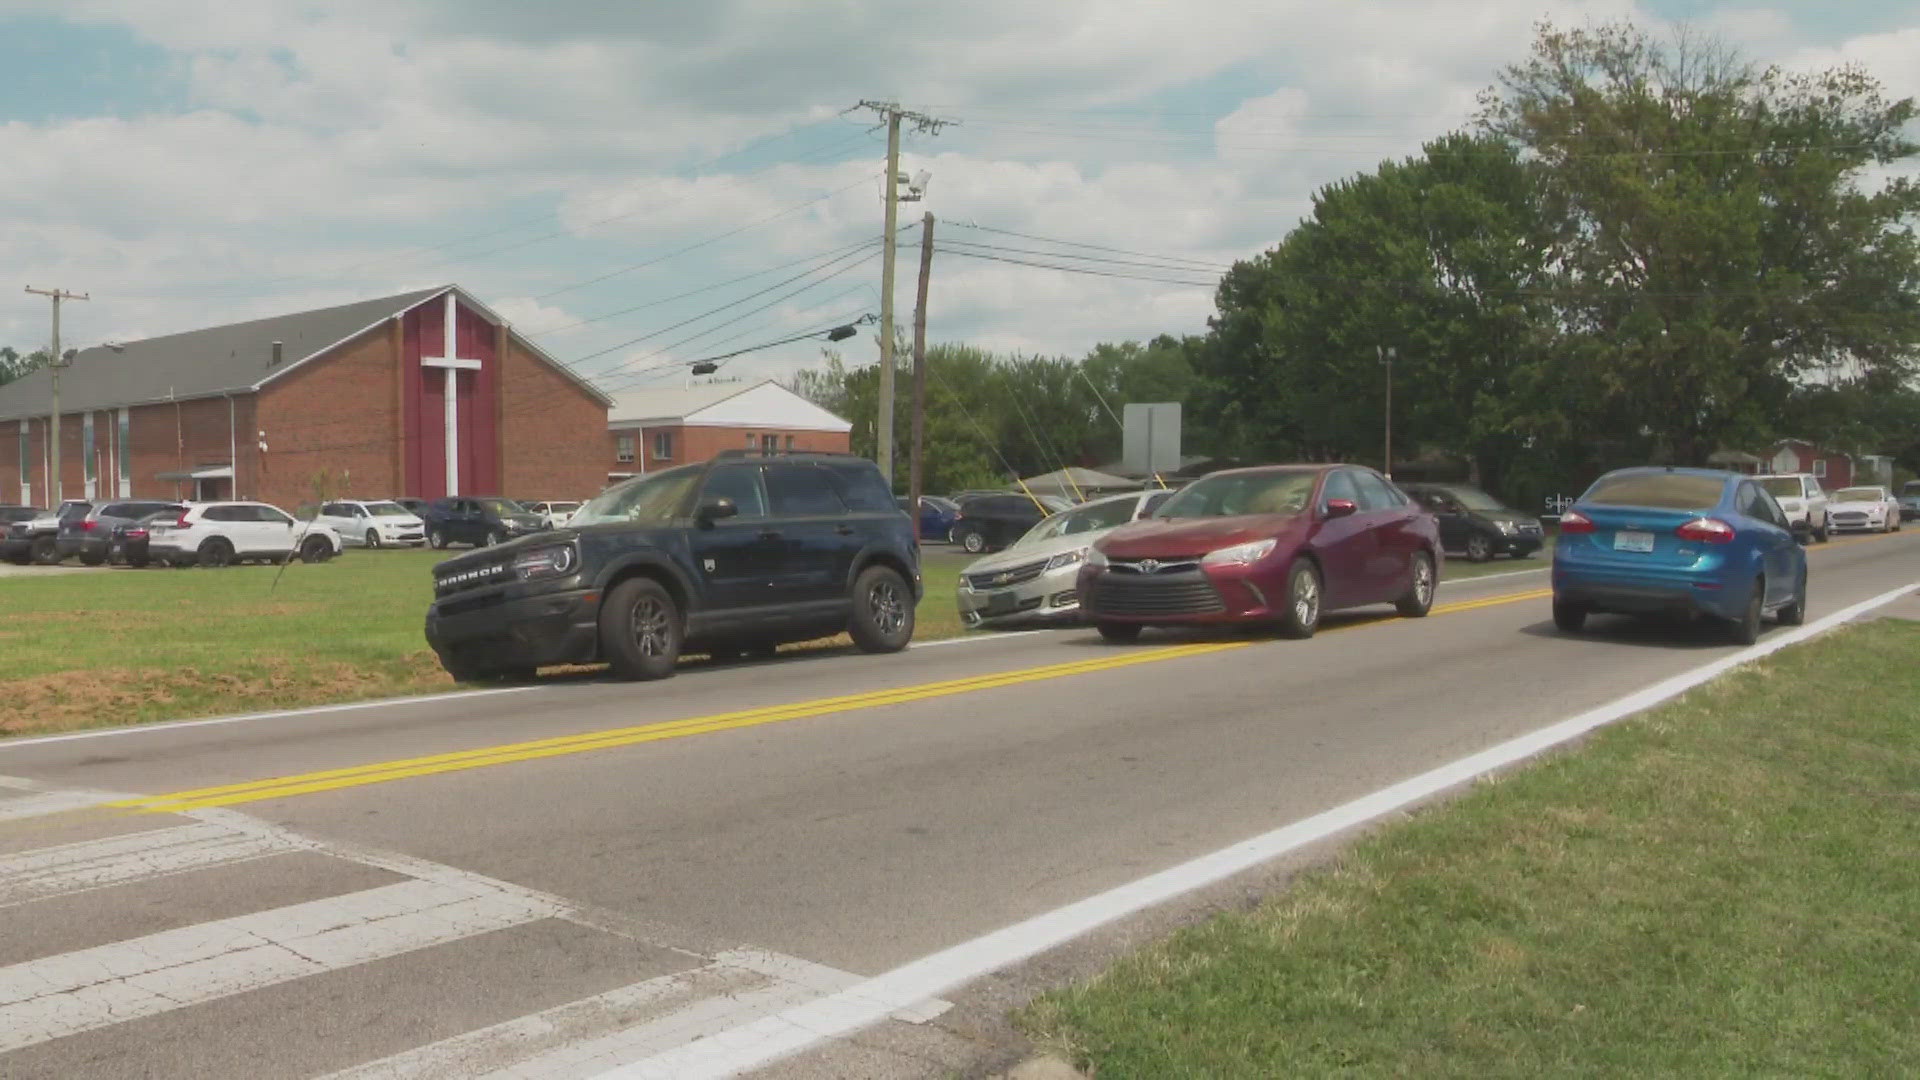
[957,489,1174,629]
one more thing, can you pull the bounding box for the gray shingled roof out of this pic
[0,287,447,421]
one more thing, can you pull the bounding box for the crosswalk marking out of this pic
[0,821,290,907]
[0,876,563,1053]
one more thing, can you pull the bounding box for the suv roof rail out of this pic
[712,448,870,461]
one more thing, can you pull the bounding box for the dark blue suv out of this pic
[425,451,922,681]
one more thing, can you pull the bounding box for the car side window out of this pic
[700,465,768,519]
[1351,470,1397,512]
[763,464,845,517]
[824,462,897,512]
[258,506,293,525]
[1142,491,1174,516]
[1321,470,1361,508]
[203,506,237,523]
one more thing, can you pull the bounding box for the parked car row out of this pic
[0,498,345,568]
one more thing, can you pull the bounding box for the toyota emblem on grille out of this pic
[1139,558,1160,574]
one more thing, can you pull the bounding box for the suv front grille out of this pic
[1090,572,1225,617]
[965,559,1048,590]
[435,560,514,597]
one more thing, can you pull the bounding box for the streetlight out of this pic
[1377,346,1396,478]
[682,315,877,378]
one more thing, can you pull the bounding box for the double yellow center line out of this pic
[108,585,1544,814]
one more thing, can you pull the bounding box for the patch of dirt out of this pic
[0,652,453,737]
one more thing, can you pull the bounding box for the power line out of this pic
[937,238,1228,276]
[927,247,1218,288]
[944,221,1233,269]
[535,166,880,301]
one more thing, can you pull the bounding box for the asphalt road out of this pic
[4,532,1918,1079]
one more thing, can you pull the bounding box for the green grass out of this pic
[1023,617,1920,1078]
[1441,536,1555,581]
[0,546,971,737]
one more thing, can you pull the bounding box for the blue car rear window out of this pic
[1585,474,1724,511]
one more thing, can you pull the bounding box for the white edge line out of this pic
[0,686,544,751]
[603,579,1920,1080]
[1439,564,1547,586]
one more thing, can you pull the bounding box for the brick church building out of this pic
[0,286,610,509]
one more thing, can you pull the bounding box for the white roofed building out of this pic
[604,379,853,481]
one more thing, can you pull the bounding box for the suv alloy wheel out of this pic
[848,565,914,653]
[600,577,682,680]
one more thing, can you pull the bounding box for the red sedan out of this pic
[1076,464,1441,640]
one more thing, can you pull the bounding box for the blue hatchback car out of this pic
[1552,467,1808,644]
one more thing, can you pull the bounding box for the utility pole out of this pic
[1377,345,1396,479]
[851,101,953,488]
[25,286,88,503]
[878,111,900,486]
[909,212,934,539]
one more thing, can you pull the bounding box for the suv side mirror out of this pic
[697,497,738,524]
[1325,499,1358,519]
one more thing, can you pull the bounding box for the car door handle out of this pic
[835,525,855,535]
[758,529,783,541]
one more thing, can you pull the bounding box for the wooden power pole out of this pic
[909,212,934,539]
[25,286,88,503]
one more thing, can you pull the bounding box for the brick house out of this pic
[0,286,610,509]
[605,379,852,483]
[1764,440,1860,489]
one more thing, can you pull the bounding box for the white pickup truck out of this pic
[1754,473,1829,542]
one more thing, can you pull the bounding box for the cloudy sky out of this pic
[2,0,1916,392]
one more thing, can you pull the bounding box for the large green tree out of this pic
[1478,20,1920,465]
[1193,131,1555,491]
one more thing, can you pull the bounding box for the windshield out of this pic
[1759,478,1804,498]
[572,468,700,526]
[1016,498,1138,546]
[1443,486,1507,511]
[1832,488,1882,502]
[480,498,527,517]
[1158,471,1318,519]
[365,502,413,517]
[549,502,580,513]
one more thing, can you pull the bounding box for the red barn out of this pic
[0,286,610,509]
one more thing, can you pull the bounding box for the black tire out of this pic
[1395,551,1436,618]
[1777,568,1807,627]
[849,564,914,653]
[300,536,333,564]
[599,577,682,680]
[1729,577,1764,646]
[365,529,382,549]
[1464,533,1493,563]
[429,528,447,549]
[29,536,59,565]
[197,537,233,568]
[78,550,106,567]
[1096,621,1142,643]
[958,528,987,555]
[1814,520,1829,543]
[1277,560,1322,639]
[1552,597,1587,634]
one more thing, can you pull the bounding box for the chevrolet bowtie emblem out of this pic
[995,572,1012,585]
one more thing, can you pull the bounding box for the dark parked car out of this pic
[1077,465,1441,640]
[421,496,546,549]
[897,495,960,542]
[108,506,187,568]
[425,450,922,682]
[2,500,91,565]
[1399,482,1545,562]
[948,493,1073,554]
[1899,481,1920,523]
[59,501,181,565]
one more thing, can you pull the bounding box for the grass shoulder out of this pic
[1023,617,1920,1077]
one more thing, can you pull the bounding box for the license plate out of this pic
[984,592,1018,615]
[1613,530,1655,553]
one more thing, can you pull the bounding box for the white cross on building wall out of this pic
[419,293,483,496]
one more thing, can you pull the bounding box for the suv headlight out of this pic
[1495,519,1516,534]
[1202,538,1278,566]
[511,544,577,580]
[1045,547,1088,572]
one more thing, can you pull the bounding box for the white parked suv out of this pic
[1754,473,1829,542]
[524,500,582,530]
[308,499,428,548]
[146,501,343,567]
